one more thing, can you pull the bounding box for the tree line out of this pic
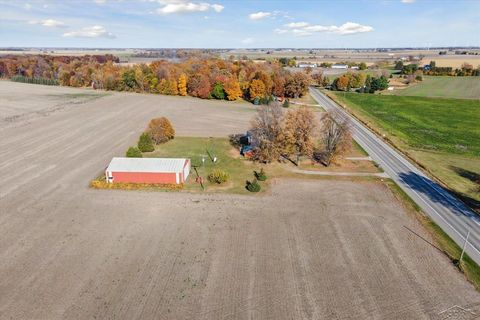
[0,54,311,102]
[323,72,389,93]
[396,60,480,76]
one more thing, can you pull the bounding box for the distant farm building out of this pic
[105,157,190,184]
[332,64,348,69]
[350,66,359,70]
[297,62,317,68]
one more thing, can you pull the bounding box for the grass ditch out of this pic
[385,179,480,291]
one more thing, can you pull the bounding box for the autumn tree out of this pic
[333,74,350,91]
[348,73,366,88]
[187,74,211,99]
[282,107,316,164]
[178,73,187,96]
[253,70,273,95]
[272,73,286,97]
[316,112,351,166]
[249,79,266,101]
[224,77,242,101]
[311,72,323,86]
[147,117,175,144]
[157,78,178,95]
[284,72,311,98]
[249,102,285,163]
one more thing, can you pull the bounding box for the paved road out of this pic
[310,87,480,265]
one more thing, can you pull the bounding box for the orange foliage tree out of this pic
[224,77,242,101]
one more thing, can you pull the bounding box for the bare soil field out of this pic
[1,82,479,319]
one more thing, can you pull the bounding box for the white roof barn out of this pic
[106,157,188,173]
[105,157,190,184]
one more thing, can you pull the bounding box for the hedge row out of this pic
[11,75,59,86]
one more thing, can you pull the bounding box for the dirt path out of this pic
[1,82,479,319]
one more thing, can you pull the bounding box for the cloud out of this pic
[282,21,373,36]
[63,26,116,38]
[156,0,224,14]
[241,37,254,44]
[29,19,67,28]
[249,11,271,20]
[24,3,32,10]
[401,0,415,3]
[274,28,288,34]
[94,0,107,4]
[285,22,309,28]
[292,29,312,37]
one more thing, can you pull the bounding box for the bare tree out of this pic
[315,112,351,166]
[250,102,285,163]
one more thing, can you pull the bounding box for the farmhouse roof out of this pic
[106,157,188,173]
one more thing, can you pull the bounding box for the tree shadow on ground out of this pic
[449,166,480,213]
[397,171,480,220]
[450,166,480,186]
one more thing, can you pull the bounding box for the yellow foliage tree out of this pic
[178,74,187,96]
[249,79,266,101]
[224,78,242,101]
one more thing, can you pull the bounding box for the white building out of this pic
[297,62,317,68]
[332,64,348,69]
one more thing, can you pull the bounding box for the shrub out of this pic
[211,82,226,99]
[126,146,142,158]
[282,99,290,108]
[147,117,175,144]
[138,132,154,152]
[90,180,183,191]
[246,179,261,192]
[254,168,267,181]
[207,169,229,184]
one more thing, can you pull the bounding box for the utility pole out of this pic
[460,229,471,265]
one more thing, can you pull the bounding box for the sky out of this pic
[0,0,479,48]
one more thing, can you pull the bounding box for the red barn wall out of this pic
[112,172,177,184]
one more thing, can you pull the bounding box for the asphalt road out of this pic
[310,87,480,266]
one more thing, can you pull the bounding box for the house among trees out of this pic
[332,64,349,69]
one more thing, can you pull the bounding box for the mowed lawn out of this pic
[143,137,288,194]
[396,76,480,100]
[330,92,480,209]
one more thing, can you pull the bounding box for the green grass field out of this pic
[396,76,480,100]
[329,92,480,209]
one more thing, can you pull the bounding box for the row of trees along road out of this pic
[330,72,389,93]
[0,55,311,102]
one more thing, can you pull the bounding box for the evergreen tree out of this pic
[137,132,154,152]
